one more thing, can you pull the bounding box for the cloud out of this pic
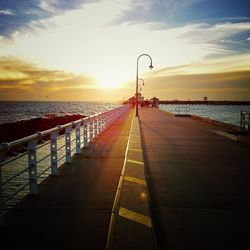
[0,57,97,100]
[0,0,98,36]
[114,0,205,25]
[39,0,99,13]
[0,9,14,15]
[142,70,250,100]
[0,0,249,100]
[177,22,250,43]
[115,0,250,27]
[150,53,250,77]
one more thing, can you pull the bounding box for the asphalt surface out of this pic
[1,109,133,250]
[139,108,250,250]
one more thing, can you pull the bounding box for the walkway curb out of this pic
[106,114,157,250]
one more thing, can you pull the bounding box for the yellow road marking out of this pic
[127,159,144,165]
[119,207,152,227]
[129,140,140,144]
[124,175,146,186]
[128,148,142,152]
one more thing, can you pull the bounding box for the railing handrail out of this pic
[0,104,130,225]
[0,106,125,154]
[241,110,250,132]
[175,106,190,114]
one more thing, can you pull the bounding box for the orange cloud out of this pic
[142,70,250,101]
[0,57,97,100]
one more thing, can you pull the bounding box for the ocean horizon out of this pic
[0,101,121,124]
[0,101,250,127]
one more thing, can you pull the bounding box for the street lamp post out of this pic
[135,54,153,117]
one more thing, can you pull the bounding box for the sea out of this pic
[159,104,250,127]
[0,101,121,124]
[0,101,249,126]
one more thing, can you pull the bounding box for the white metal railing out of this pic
[241,110,250,132]
[175,106,190,115]
[0,104,130,225]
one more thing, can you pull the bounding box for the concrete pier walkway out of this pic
[2,107,250,250]
[139,108,250,250]
[1,109,133,250]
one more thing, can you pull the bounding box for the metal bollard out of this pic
[50,132,58,176]
[28,139,38,195]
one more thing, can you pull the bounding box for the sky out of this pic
[0,0,250,101]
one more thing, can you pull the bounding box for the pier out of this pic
[158,100,250,105]
[1,106,250,250]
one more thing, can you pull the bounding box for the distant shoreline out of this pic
[159,100,250,105]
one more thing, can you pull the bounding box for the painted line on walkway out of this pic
[124,175,146,186]
[127,159,144,165]
[129,140,140,143]
[119,207,152,227]
[130,135,140,138]
[106,112,156,250]
[106,110,134,250]
[128,148,142,152]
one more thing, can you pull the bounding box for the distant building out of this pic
[150,97,159,108]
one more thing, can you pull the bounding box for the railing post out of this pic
[0,160,3,226]
[92,118,96,139]
[0,143,10,225]
[83,120,88,147]
[107,112,111,127]
[50,132,58,176]
[96,116,99,136]
[89,119,93,142]
[75,122,81,154]
[28,139,38,195]
[97,116,100,135]
[65,126,72,163]
[100,114,105,133]
[103,113,107,130]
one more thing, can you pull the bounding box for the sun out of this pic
[97,73,132,89]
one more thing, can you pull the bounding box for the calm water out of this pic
[1,101,121,210]
[0,101,121,124]
[0,102,249,126]
[159,104,250,127]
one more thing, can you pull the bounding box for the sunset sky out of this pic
[0,0,250,101]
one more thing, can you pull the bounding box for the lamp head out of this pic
[149,64,153,70]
